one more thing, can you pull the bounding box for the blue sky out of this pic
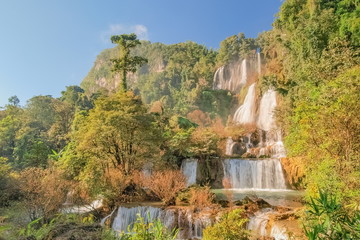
[0,0,282,107]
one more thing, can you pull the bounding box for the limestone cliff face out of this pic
[280,157,305,189]
[81,42,166,94]
[80,41,215,99]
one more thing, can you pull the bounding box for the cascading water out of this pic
[62,199,103,214]
[233,83,257,125]
[111,206,210,239]
[112,206,162,234]
[248,208,272,236]
[240,58,247,86]
[181,159,198,186]
[271,225,289,240]
[257,89,277,132]
[225,137,236,155]
[223,159,287,190]
[213,59,248,92]
[248,209,289,240]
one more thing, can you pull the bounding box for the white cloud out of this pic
[101,24,149,43]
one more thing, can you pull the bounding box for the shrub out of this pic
[103,167,132,203]
[139,170,186,205]
[119,213,178,240]
[303,190,360,240]
[188,186,215,210]
[19,167,70,221]
[203,208,249,240]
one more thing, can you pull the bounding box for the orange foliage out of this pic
[222,177,234,208]
[139,170,187,205]
[189,186,215,210]
[19,167,70,220]
[187,110,212,127]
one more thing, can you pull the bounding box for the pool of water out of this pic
[212,189,304,208]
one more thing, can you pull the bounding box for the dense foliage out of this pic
[203,208,249,240]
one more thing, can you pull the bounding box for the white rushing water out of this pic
[271,225,289,240]
[213,59,248,92]
[248,208,272,236]
[111,206,211,239]
[225,137,236,155]
[181,159,198,186]
[62,199,103,214]
[112,206,162,234]
[233,83,257,125]
[248,209,289,240]
[257,89,277,132]
[223,159,287,190]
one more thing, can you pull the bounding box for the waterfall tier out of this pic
[233,83,257,125]
[213,59,248,92]
[257,89,277,131]
[112,206,164,234]
[248,208,273,236]
[181,159,198,186]
[223,159,287,190]
[110,206,211,239]
[248,208,289,240]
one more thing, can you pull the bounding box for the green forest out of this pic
[0,0,359,239]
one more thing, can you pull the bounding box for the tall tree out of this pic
[110,33,148,91]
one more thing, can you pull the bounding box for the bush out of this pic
[0,157,20,207]
[119,213,178,240]
[103,167,132,203]
[19,167,70,221]
[139,170,186,205]
[188,186,215,210]
[203,208,249,240]
[303,190,360,240]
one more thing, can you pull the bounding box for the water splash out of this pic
[271,225,289,240]
[248,208,273,236]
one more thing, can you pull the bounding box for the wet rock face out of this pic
[196,158,224,188]
[232,142,247,156]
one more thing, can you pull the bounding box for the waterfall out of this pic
[271,225,289,240]
[62,199,103,214]
[233,83,257,125]
[248,208,272,236]
[248,209,289,240]
[213,66,226,90]
[257,89,277,132]
[240,59,247,86]
[101,208,116,226]
[257,52,261,74]
[255,89,286,158]
[112,206,163,234]
[223,159,287,190]
[225,137,236,155]
[181,159,198,186]
[213,59,248,92]
[111,206,211,239]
